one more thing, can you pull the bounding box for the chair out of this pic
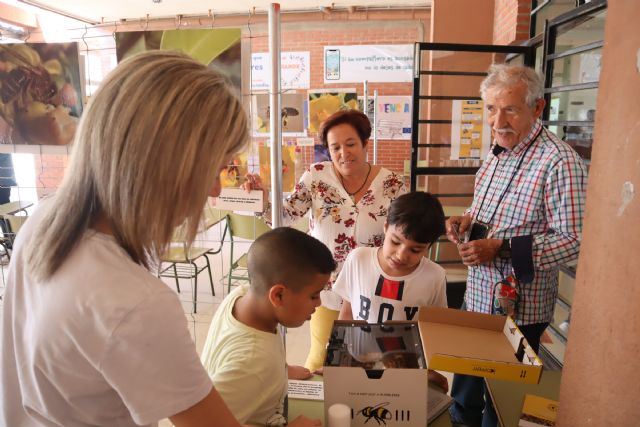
[201,201,231,256]
[0,214,28,261]
[158,224,215,313]
[225,212,271,294]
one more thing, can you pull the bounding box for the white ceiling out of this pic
[19,0,431,24]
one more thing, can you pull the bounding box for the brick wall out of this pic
[493,0,531,45]
[31,9,431,196]
[248,20,425,177]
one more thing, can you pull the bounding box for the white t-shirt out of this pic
[333,247,447,323]
[201,285,287,426]
[0,206,213,427]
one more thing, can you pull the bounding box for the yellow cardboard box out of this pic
[418,307,543,384]
[519,394,558,426]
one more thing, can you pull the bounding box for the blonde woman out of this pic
[0,51,319,427]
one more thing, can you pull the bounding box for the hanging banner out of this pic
[323,44,413,84]
[116,29,242,91]
[251,51,310,90]
[450,100,491,160]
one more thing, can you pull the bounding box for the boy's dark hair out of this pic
[247,227,336,295]
[387,192,445,245]
[319,109,372,149]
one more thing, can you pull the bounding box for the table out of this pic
[0,201,33,216]
[486,370,562,427]
[288,376,453,427]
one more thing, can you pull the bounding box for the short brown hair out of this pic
[318,109,371,148]
[247,227,336,295]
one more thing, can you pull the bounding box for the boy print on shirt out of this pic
[358,275,419,323]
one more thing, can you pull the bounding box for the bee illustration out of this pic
[0,45,57,106]
[360,402,392,425]
[265,106,300,127]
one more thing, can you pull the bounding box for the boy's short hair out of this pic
[387,192,445,245]
[247,227,336,295]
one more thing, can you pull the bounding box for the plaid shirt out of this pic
[466,120,588,325]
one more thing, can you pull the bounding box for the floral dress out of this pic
[269,161,405,310]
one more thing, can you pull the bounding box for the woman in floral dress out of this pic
[245,110,405,371]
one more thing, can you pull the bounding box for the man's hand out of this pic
[288,415,322,427]
[458,238,502,266]
[288,365,313,380]
[445,215,471,244]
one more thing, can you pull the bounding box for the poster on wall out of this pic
[323,44,413,84]
[0,43,83,145]
[307,90,358,133]
[251,51,310,90]
[358,95,412,140]
[258,144,296,192]
[115,29,242,90]
[220,152,249,188]
[253,93,306,136]
[450,100,491,160]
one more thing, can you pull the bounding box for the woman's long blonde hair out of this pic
[26,50,248,280]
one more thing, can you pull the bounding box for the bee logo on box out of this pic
[358,402,411,425]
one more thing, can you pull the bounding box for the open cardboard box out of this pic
[418,307,543,384]
[323,321,429,427]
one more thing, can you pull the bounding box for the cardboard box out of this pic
[519,394,558,426]
[418,307,543,384]
[323,321,429,427]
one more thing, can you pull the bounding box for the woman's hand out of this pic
[242,173,268,211]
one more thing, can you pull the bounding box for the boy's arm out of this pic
[339,301,353,320]
[170,388,322,427]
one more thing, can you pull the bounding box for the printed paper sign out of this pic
[251,51,310,90]
[323,45,413,84]
[450,100,491,160]
[215,188,263,212]
[288,380,324,401]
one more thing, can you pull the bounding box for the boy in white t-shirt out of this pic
[333,191,449,391]
[201,227,336,426]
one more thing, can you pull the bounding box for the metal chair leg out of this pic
[172,264,180,293]
[191,260,198,313]
[204,254,214,296]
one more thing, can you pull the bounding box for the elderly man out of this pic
[446,64,587,427]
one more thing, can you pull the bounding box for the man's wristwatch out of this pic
[498,238,512,259]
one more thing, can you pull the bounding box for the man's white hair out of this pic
[480,64,544,107]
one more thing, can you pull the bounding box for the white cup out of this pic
[328,403,351,427]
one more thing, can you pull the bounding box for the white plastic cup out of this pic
[327,403,351,427]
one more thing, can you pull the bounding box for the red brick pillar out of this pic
[493,0,531,45]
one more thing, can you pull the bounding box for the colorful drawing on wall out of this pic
[0,43,83,145]
[115,29,242,90]
[220,152,248,188]
[307,91,358,133]
[258,144,296,192]
[314,143,331,163]
[253,93,305,136]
